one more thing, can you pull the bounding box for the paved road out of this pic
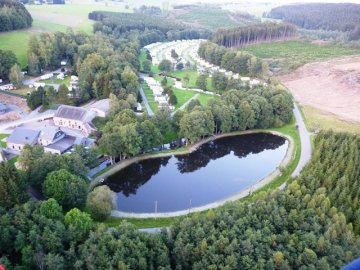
[291,103,312,177]
[0,108,55,132]
[139,86,154,116]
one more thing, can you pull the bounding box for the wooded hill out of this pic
[89,11,211,43]
[213,23,297,47]
[267,3,360,38]
[0,0,32,32]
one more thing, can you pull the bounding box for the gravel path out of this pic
[171,93,199,117]
[139,86,154,116]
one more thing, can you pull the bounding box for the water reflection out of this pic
[105,133,287,213]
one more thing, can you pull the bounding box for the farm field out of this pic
[241,39,359,74]
[281,55,360,128]
[0,31,31,68]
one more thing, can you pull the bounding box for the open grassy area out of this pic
[141,82,158,113]
[175,8,247,30]
[0,31,31,68]
[301,105,360,135]
[40,76,71,85]
[169,69,213,91]
[172,88,196,109]
[0,134,9,148]
[241,39,359,74]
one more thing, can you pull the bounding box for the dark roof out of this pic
[45,136,76,153]
[54,105,93,122]
[7,128,40,145]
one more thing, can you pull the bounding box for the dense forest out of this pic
[198,41,268,77]
[0,0,32,32]
[89,11,211,43]
[1,131,360,269]
[213,23,297,47]
[267,3,360,40]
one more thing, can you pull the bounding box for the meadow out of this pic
[241,39,359,73]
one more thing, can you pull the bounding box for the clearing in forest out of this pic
[280,55,360,125]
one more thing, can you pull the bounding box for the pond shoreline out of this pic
[92,129,294,218]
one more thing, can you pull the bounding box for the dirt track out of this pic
[280,55,360,123]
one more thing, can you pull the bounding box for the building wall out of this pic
[8,142,26,151]
[54,117,88,134]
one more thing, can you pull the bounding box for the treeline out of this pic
[169,133,360,269]
[267,3,360,40]
[294,131,360,234]
[89,11,211,45]
[213,22,297,47]
[1,132,360,269]
[0,0,32,32]
[98,85,293,161]
[0,49,17,81]
[198,41,268,77]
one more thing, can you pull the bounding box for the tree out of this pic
[159,59,172,72]
[9,64,23,88]
[42,169,88,210]
[211,71,228,93]
[0,50,17,80]
[57,84,71,105]
[196,74,208,90]
[169,93,178,105]
[0,162,27,209]
[65,208,93,242]
[143,59,152,73]
[18,144,44,171]
[40,198,64,220]
[171,49,179,59]
[161,76,168,87]
[27,52,40,76]
[121,66,138,91]
[86,185,115,220]
[176,62,184,70]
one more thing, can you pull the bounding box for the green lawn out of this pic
[40,76,71,85]
[241,39,359,73]
[172,88,196,109]
[141,83,158,113]
[176,8,246,30]
[32,18,68,32]
[0,134,9,148]
[169,69,213,91]
[0,31,31,68]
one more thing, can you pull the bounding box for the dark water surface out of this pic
[105,133,288,213]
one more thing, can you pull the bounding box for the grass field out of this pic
[176,8,245,30]
[170,69,213,91]
[301,105,360,135]
[172,89,196,109]
[0,134,9,148]
[0,31,31,68]
[40,76,71,85]
[241,39,359,74]
[141,83,158,113]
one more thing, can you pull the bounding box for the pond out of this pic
[105,133,288,213]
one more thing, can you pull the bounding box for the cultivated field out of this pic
[280,56,360,131]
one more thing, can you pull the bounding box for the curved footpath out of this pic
[106,102,312,218]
